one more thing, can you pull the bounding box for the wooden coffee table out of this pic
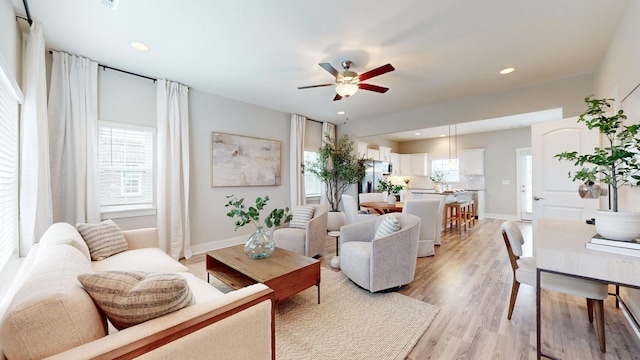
[206,244,321,303]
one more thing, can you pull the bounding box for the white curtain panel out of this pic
[157,79,191,260]
[320,122,336,208]
[290,114,306,207]
[48,51,100,225]
[19,22,53,256]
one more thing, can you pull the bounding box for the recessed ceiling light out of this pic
[414,132,421,136]
[500,67,515,75]
[440,134,446,137]
[131,42,149,51]
[337,111,345,115]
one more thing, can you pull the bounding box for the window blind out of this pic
[98,122,154,210]
[0,78,19,268]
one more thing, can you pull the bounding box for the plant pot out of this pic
[594,210,640,241]
[434,183,442,193]
[327,211,345,232]
[244,226,276,259]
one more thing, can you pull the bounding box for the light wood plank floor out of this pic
[318,219,640,359]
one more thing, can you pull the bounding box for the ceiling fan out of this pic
[298,60,395,101]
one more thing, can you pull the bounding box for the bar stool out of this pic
[445,201,470,234]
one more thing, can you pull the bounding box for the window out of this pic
[0,71,19,269]
[98,121,155,216]
[304,151,322,197]
[432,159,460,183]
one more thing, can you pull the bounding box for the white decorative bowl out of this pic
[595,210,640,241]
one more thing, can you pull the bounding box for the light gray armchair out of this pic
[273,205,328,257]
[339,213,421,292]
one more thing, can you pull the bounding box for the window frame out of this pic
[98,120,156,219]
[431,158,460,183]
[303,151,323,200]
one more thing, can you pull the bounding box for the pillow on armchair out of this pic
[374,215,400,239]
[289,206,315,229]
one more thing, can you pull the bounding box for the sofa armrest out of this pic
[47,284,275,360]
[122,228,158,249]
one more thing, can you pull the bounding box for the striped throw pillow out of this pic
[289,206,315,229]
[76,219,128,261]
[78,271,194,330]
[374,215,401,239]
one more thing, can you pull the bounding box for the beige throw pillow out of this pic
[78,271,194,330]
[289,206,315,229]
[374,215,401,239]
[77,219,128,260]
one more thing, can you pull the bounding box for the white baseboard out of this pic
[482,213,519,221]
[189,235,247,255]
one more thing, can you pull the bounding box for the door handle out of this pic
[533,196,544,201]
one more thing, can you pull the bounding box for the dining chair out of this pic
[358,193,385,214]
[501,221,609,352]
[402,199,441,257]
[342,194,377,225]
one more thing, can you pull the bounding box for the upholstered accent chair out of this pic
[342,194,377,225]
[501,221,609,352]
[402,199,441,257]
[273,205,328,257]
[340,213,421,292]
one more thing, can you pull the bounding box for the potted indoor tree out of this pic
[555,96,640,241]
[303,134,369,230]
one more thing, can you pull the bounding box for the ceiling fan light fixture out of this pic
[500,67,515,75]
[336,83,359,97]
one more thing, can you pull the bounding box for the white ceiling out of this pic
[12,0,628,130]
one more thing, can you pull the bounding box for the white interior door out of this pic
[516,148,532,221]
[531,117,600,222]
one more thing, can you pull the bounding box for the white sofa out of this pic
[0,222,274,360]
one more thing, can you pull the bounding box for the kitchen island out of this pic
[409,189,485,220]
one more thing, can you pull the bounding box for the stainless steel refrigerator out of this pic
[359,160,390,194]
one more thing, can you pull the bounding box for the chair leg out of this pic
[594,299,606,352]
[587,298,594,323]
[507,279,520,320]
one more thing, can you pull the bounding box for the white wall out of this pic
[593,0,640,331]
[188,89,290,252]
[0,0,19,80]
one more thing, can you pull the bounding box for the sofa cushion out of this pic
[78,271,195,330]
[91,247,189,273]
[374,215,400,239]
[0,245,106,360]
[289,205,314,229]
[39,222,92,260]
[77,219,128,260]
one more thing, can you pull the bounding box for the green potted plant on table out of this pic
[555,96,640,241]
[303,134,369,230]
[377,179,404,204]
[225,195,292,259]
[430,170,447,193]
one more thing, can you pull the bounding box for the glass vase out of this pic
[244,226,276,259]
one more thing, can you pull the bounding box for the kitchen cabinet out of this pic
[397,153,427,176]
[460,149,484,176]
[367,148,380,161]
[390,153,401,175]
[379,146,392,162]
[357,142,369,159]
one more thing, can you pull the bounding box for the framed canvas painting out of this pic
[211,132,281,187]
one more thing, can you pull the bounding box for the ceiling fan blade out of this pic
[297,84,334,89]
[358,64,395,82]
[319,63,339,78]
[358,83,389,93]
[333,94,343,101]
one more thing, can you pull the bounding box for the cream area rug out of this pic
[186,260,439,360]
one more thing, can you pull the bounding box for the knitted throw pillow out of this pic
[374,215,401,239]
[78,271,194,330]
[289,206,315,229]
[76,219,128,261]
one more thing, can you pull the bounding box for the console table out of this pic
[534,219,640,359]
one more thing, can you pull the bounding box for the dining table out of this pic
[359,201,403,215]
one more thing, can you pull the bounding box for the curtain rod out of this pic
[22,0,33,26]
[48,50,157,83]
